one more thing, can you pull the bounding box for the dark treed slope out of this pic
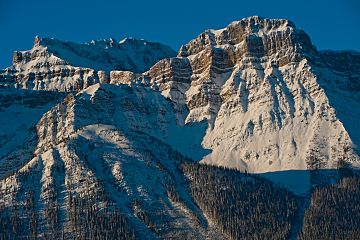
[299,175,360,240]
[181,162,300,240]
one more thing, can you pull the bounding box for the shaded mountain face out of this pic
[0,36,176,91]
[0,15,360,239]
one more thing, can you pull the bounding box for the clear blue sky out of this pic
[0,0,359,68]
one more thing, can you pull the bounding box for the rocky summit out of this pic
[0,16,360,239]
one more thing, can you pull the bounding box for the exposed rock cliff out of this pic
[116,16,360,173]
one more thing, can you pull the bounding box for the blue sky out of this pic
[0,0,359,68]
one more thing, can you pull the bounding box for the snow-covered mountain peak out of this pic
[27,35,176,72]
[140,17,360,175]
[1,35,176,91]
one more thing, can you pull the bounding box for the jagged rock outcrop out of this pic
[0,36,176,91]
[110,71,136,85]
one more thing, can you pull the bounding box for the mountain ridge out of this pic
[0,15,360,239]
[1,35,176,91]
[1,16,359,175]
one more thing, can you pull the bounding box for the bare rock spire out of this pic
[34,35,41,47]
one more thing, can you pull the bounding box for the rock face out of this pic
[110,71,136,85]
[0,36,176,91]
[121,16,360,173]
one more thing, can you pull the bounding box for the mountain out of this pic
[0,36,176,91]
[0,16,360,239]
[112,16,360,175]
[0,83,300,239]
